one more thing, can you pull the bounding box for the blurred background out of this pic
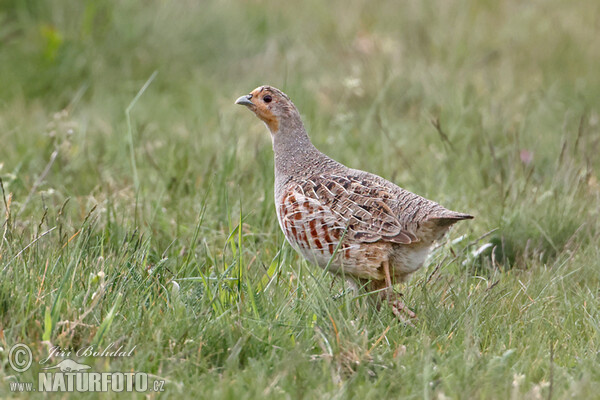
[1,0,598,264]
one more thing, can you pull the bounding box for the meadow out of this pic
[1,0,599,398]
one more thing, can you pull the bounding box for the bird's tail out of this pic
[428,211,474,227]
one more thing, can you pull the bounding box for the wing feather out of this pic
[297,173,420,245]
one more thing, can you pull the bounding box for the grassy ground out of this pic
[1,0,599,398]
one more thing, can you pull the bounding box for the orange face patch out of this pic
[249,87,279,132]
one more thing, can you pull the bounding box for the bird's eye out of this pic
[263,95,272,103]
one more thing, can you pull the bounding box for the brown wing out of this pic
[298,173,419,245]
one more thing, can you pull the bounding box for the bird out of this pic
[235,85,473,321]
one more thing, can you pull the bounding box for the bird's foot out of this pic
[377,289,416,326]
[388,297,417,326]
[378,260,416,325]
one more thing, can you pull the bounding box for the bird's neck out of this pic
[271,117,324,178]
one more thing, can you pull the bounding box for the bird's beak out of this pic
[235,94,254,107]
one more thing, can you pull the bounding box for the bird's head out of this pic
[235,86,300,134]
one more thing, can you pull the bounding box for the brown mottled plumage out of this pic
[236,85,473,321]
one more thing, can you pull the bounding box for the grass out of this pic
[1,0,599,398]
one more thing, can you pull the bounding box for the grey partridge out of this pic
[235,85,473,321]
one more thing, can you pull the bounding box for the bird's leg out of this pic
[382,259,393,293]
[380,260,416,324]
[329,274,337,292]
